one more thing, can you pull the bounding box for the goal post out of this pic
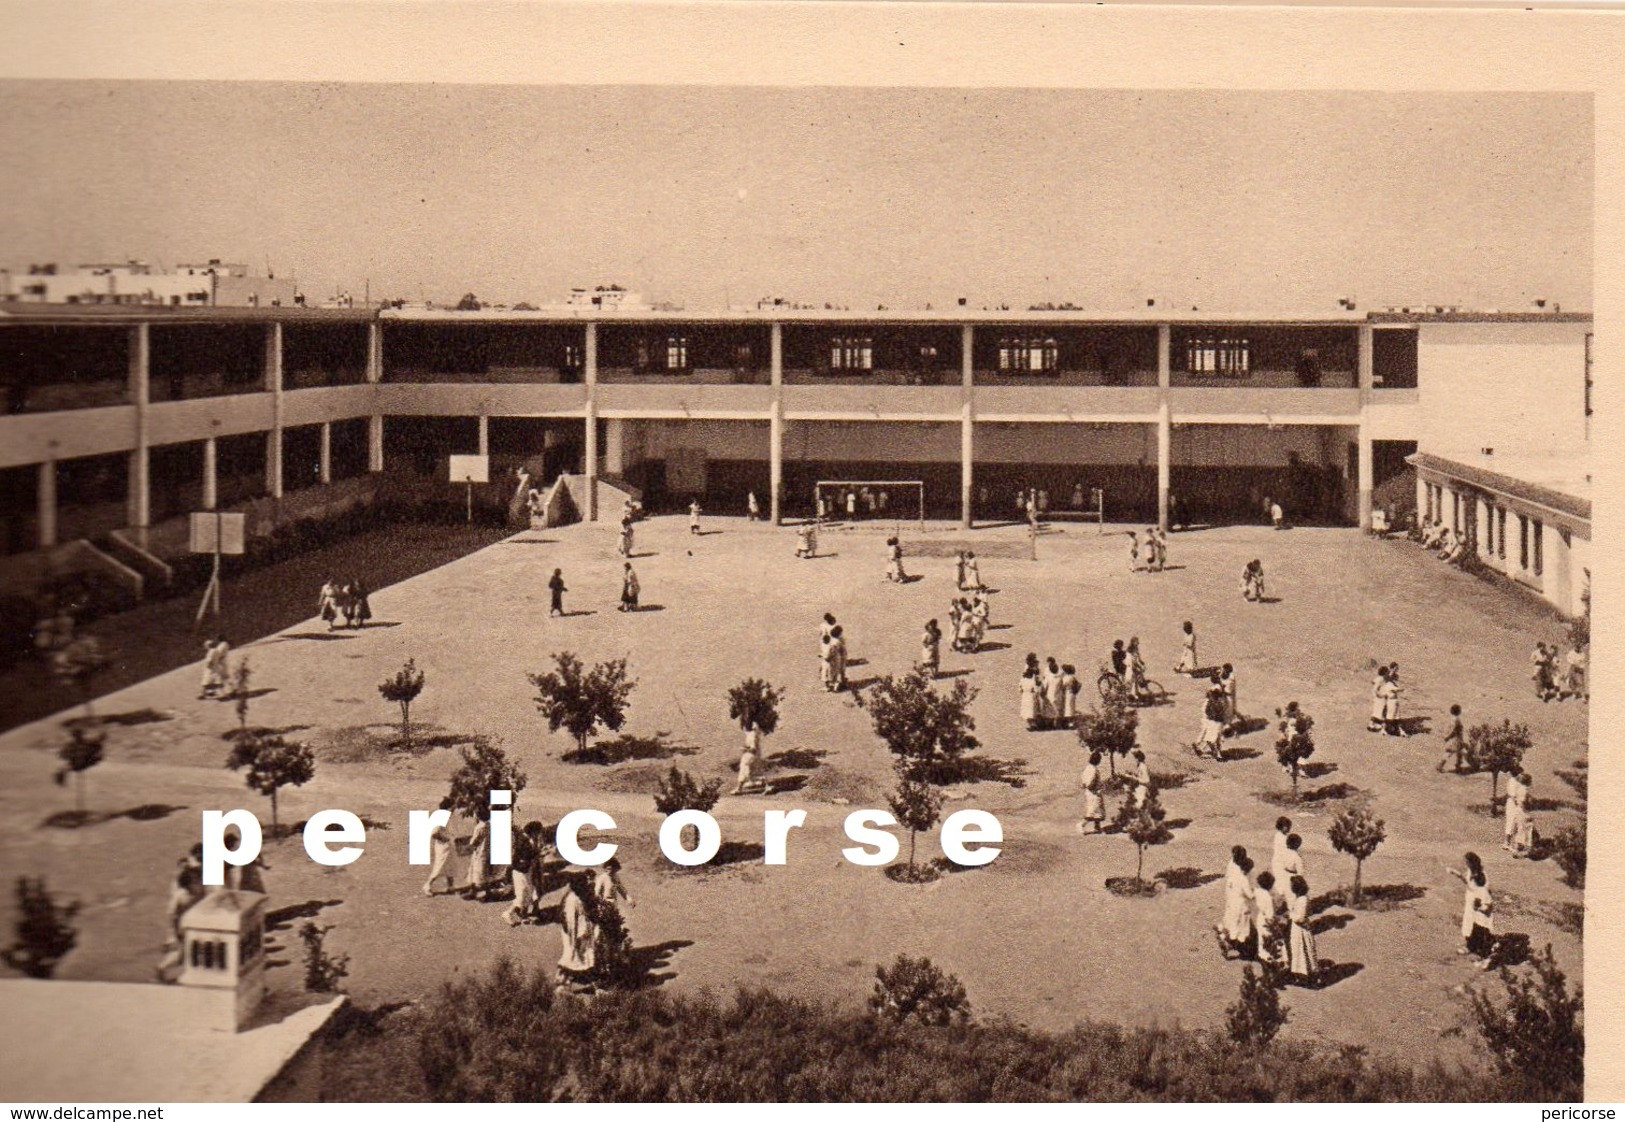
[814,480,925,530]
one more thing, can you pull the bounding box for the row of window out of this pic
[1424,483,1544,578]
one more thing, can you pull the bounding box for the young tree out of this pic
[226,732,315,831]
[865,670,978,780]
[653,766,723,852]
[529,653,636,757]
[378,658,427,747]
[51,635,111,721]
[887,771,944,874]
[1226,963,1289,1047]
[2,877,79,979]
[1469,944,1584,1099]
[727,678,784,735]
[53,726,105,816]
[1274,706,1316,797]
[298,921,351,994]
[869,954,971,1026]
[1466,719,1533,814]
[1327,801,1387,906]
[1076,692,1138,778]
[1112,787,1173,885]
[446,737,528,822]
[232,658,253,736]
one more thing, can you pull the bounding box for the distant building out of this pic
[1,259,298,307]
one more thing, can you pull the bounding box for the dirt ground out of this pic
[0,514,1586,1075]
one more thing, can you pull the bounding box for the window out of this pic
[1533,520,1543,577]
[1185,336,1250,377]
[997,336,1058,374]
[1497,508,1507,560]
[664,336,689,371]
[830,336,873,372]
[1519,515,1529,571]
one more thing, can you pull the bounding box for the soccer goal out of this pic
[814,480,925,529]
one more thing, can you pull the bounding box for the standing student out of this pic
[318,579,340,631]
[1196,683,1228,760]
[1382,663,1408,737]
[1218,663,1239,732]
[618,562,640,612]
[1448,853,1496,969]
[688,500,702,534]
[618,517,634,558]
[1438,703,1467,772]
[557,873,598,992]
[1253,871,1284,968]
[1271,500,1285,530]
[1078,751,1106,834]
[1274,834,1306,900]
[1561,642,1587,700]
[1216,846,1257,959]
[963,551,984,591]
[1175,620,1198,675]
[885,537,907,583]
[918,620,941,680]
[1019,667,1041,732]
[1286,876,1319,984]
[1368,666,1390,733]
[464,817,491,900]
[1269,818,1293,889]
[1044,657,1066,729]
[829,625,848,691]
[1058,663,1080,728]
[1127,531,1141,573]
[733,722,765,795]
[548,568,567,617]
[1504,772,1535,857]
[423,800,457,897]
[503,820,543,927]
[1130,749,1152,808]
[199,636,230,700]
[747,491,760,521]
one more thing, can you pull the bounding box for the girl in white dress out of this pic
[963,552,983,591]
[1381,663,1407,737]
[1216,847,1256,958]
[1286,875,1319,982]
[1448,852,1496,968]
[558,874,598,990]
[733,723,765,795]
[1368,666,1389,732]
[1253,870,1285,968]
[1127,531,1141,573]
[1078,752,1106,834]
[1019,668,1040,730]
[1175,620,1198,675]
[918,620,941,679]
[1058,664,1080,728]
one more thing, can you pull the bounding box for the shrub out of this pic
[886,771,943,874]
[445,737,527,822]
[1469,944,1583,1099]
[1226,963,1289,1047]
[299,920,351,993]
[226,732,315,830]
[869,954,970,1026]
[865,670,978,779]
[727,678,784,735]
[529,653,636,756]
[1465,720,1532,814]
[1551,823,1585,889]
[1076,693,1138,777]
[50,635,112,719]
[378,658,427,747]
[1112,787,1173,884]
[1327,802,1386,906]
[653,766,722,816]
[53,725,106,815]
[1274,706,1315,796]
[3,877,78,978]
[231,658,253,734]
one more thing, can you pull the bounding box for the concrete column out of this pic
[319,422,332,484]
[1476,497,1490,557]
[1416,473,1427,525]
[202,435,219,510]
[770,322,784,525]
[584,322,599,521]
[478,414,490,456]
[1156,324,1172,531]
[37,457,57,549]
[368,415,384,473]
[1356,325,1374,530]
[127,323,151,538]
[265,323,284,500]
[366,322,383,384]
[960,324,974,530]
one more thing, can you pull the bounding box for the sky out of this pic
[0,82,1593,313]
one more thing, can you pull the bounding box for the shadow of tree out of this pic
[265,898,345,930]
[1227,716,1271,737]
[1150,770,1196,790]
[41,803,190,829]
[763,774,809,795]
[1154,866,1221,890]
[1294,960,1363,989]
[275,632,355,642]
[1300,761,1340,779]
[1310,883,1426,916]
[1257,782,1367,807]
[1488,932,1532,969]
[1528,796,1580,813]
[918,754,1028,788]
[620,938,693,989]
[1309,913,1356,934]
[768,748,826,770]
[65,708,172,730]
[563,731,700,765]
[1223,746,1264,762]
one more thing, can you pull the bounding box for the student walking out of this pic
[1438,703,1467,772]
[1058,663,1080,728]
[733,722,765,795]
[1127,531,1141,573]
[1174,620,1198,675]
[1448,853,1496,969]
[618,562,640,612]
[1078,751,1106,835]
[885,537,907,583]
[548,568,567,617]
[1381,663,1408,737]
[422,802,457,897]
[198,636,230,700]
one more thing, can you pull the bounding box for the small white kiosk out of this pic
[178,888,268,1032]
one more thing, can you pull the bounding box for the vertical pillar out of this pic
[202,435,219,510]
[318,422,332,485]
[584,323,599,521]
[478,414,490,456]
[1356,325,1374,531]
[366,320,384,473]
[265,323,284,500]
[1416,472,1427,526]
[603,418,623,475]
[127,323,151,540]
[1156,324,1172,532]
[960,324,974,530]
[37,457,57,550]
[770,322,784,525]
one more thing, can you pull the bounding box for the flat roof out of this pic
[0,302,375,326]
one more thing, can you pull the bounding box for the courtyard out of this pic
[0,513,1586,1073]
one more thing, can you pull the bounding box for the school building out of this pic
[0,300,1592,617]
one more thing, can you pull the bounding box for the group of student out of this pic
[1193,663,1243,759]
[819,613,850,692]
[1214,820,1318,984]
[422,808,634,993]
[946,591,992,654]
[1075,746,1154,835]
[1127,527,1170,573]
[1531,640,1587,702]
[1240,559,1267,602]
[316,577,373,631]
[1367,663,1410,737]
[1019,653,1083,731]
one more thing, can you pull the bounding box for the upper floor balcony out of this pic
[381,321,584,385]
[1167,325,1358,389]
[0,324,131,415]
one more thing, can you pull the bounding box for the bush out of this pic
[529,653,636,756]
[3,877,78,978]
[1551,823,1585,889]
[445,737,527,822]
[1465,720,1532,814]
[300,920,351,994]
[226,732,315,830]
[869,954,970,1026]
[1226,963,1289,1047]
[1076,693,1138,777]
[378,658,427,746]
[1327,802,1386,906]
[865,671,979,778]
[653,766,722,816]
[1469,945,1583,1099]
[727,678,784,735]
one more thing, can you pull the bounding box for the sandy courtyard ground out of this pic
[0,514,1587,1075]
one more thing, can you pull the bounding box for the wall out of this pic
[1416,322,1589,460]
